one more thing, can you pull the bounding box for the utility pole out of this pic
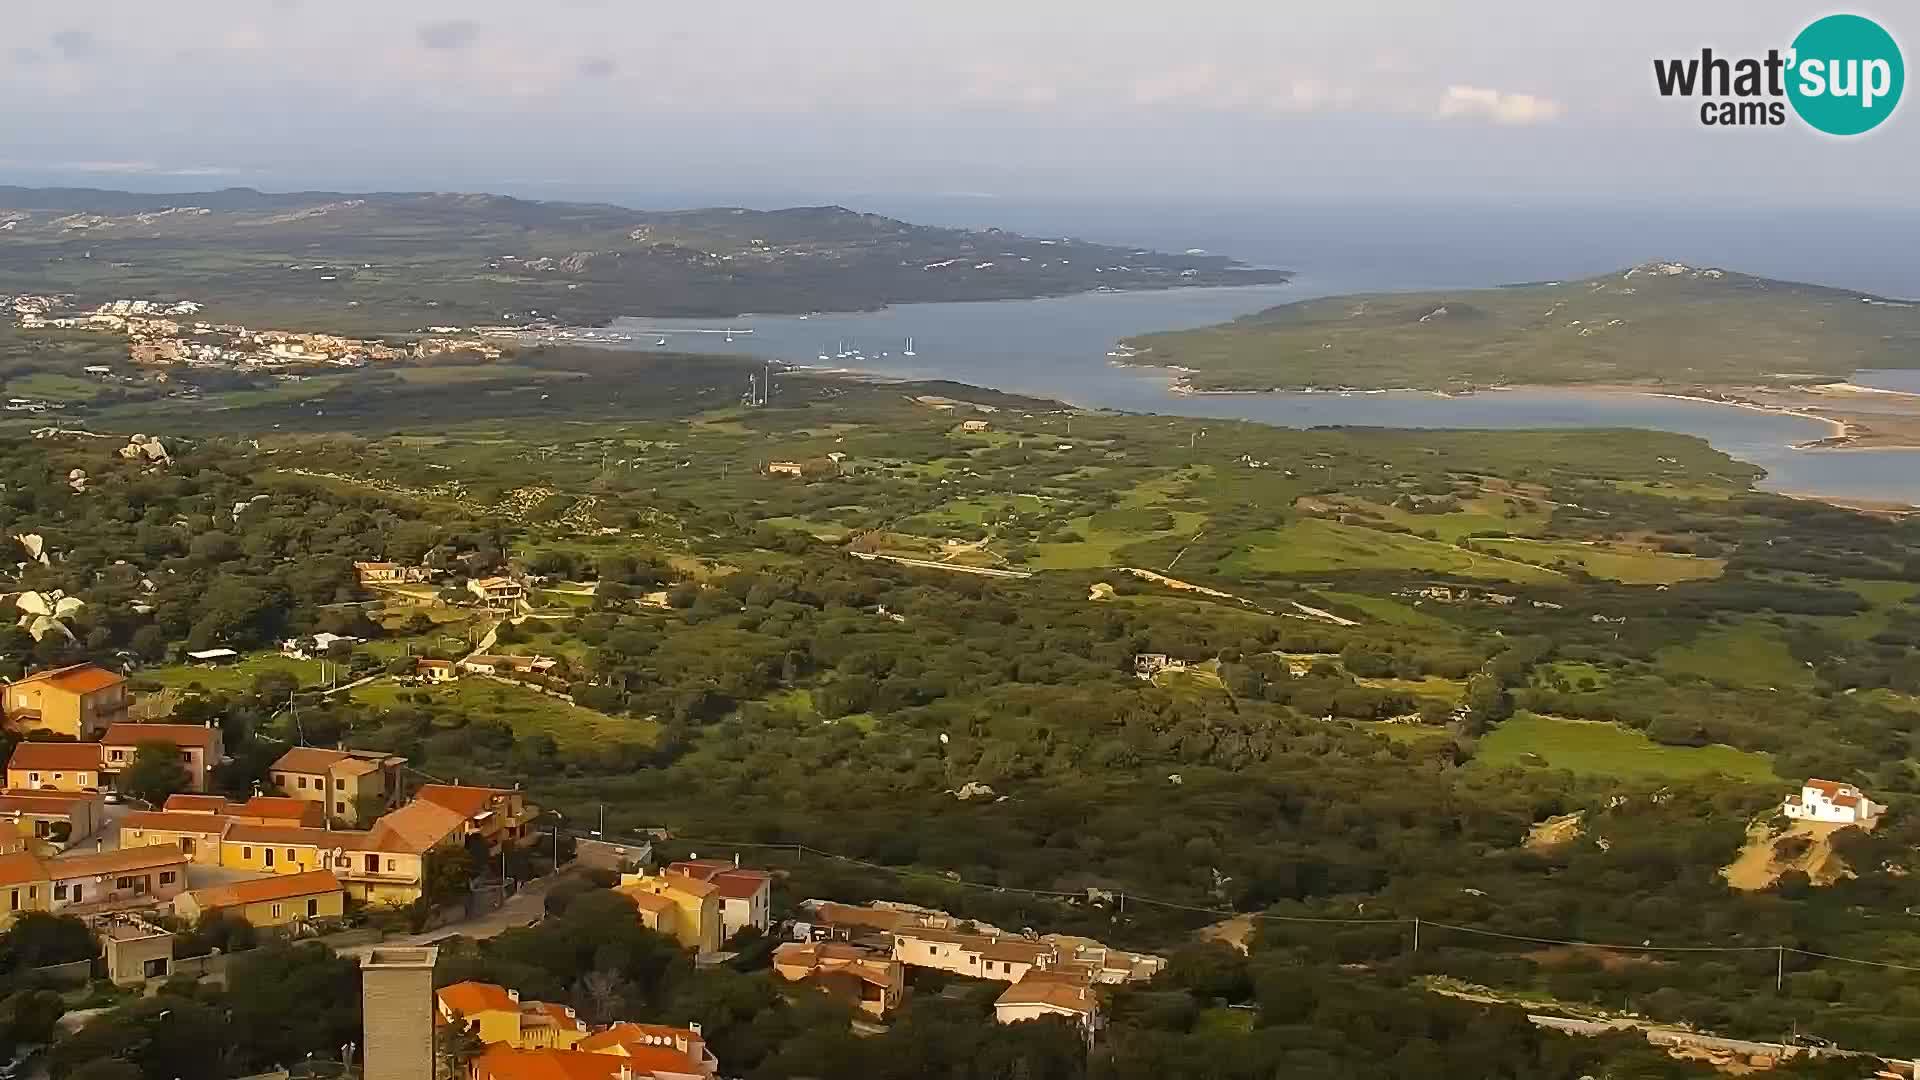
[1413,916,1420,952]
[1776,945,1784,990]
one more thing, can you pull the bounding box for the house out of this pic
[1131,654,1183,680]
[576,1022,719,1076]
[415,658,458,684]
[0,820,27,857]
[280,633,361,660]
[666,859,770,939]
[185,648,239,666]
[466,576,526,612]
[435,981,589,1051]
[473,1043,712,1080]
[99,914,176,986]
[0,789,102,851]
[162,793,232,814]
[353,561,430,586]
[457,654,558,678]
[891,926,1055,983]
[45,844,188,913]
[6,741,104,792]
[994,970,1099,1032]
[412,784,539,854]
[2,663,129,739]
[771,941,905,1017]
[1041,934,1168,984]
[959,420,991,432]
[268,747,405,825]
[232,795,327,827]
[101,721,226,792]
[614,872,722,954]
[1784,779,1885,825]
[174,869,346,927]
[119,810,231,865]
[0,852,51,926]
[765,461,806,478]
[219,798,464,909]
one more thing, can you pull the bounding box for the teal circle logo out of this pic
[1787,14,1904,135]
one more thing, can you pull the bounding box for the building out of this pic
[97,913,175,986]
[6,741,104,792]
[458,654,558,678]
[101,721,226,792]
[174,869,345,927]
[415,658,457,683]
[232,795,327,827]
[765,461,806,478]
[993,970,1099,1033]
[353,561,430,585]
[268,747,405,825]
[0,852,51,926]
[0,789,102,851]
[771,941,905,1018]
[576,1022,719,1076]
[891,926,1056,983]
[2,663,129,739]
[1784,779,1885,825]
[360,947,439,1080]
[163,793,232,814]
[614,872,721,954]
[119,810,231,865]
[466,576,526,612]
[959,420,991,432]
[436,981,589,1051]
[667,859,771,939]
[45,844,187,913]
[412,783,539,854]
[474,1044,711,1080]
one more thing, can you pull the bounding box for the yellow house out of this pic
[0,852,51,927]
[411,783,539,855]
[5,742,104,792]
[616,872,720,954]
[435,982,588,1051]
[2,664,129,739]
[0,789,102,854]
[268,747,405,825]
[119,810,232,865]
[173,869,345,927]
[100,722,225,793]
[217,799,463,909]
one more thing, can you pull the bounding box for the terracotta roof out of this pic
[122,811,232,835]
[665,859,731,881]
[7,742,103,772]
[708,869,769,900]
[12,664,124,695]
[417,658,455,669]
[368,799,468,853]
[437,980,520,1017]
[413,783,510,819]
[475,1045,685,1080]
[163,794,233,814]
[184,869,341,910]
[237,796,324,825]
[271,747,385,777]
[614,885,677,915]
[520,1001,580,1031]
[0,789,98,814]
[223,823,383,851]
[0,851,48,887]
[897,926,1055,965]
[996,971,1096,1014]
[660,871,716,899]
[574,1022,704,1065]
[46,844,186,879]
[102,722,217,750]
[812,901,913,932]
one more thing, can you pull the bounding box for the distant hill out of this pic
[1124,263,1920,392]
[0,186,1285,329]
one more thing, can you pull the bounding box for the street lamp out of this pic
[547,810,564,869]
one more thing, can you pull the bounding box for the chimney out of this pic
[507,988,519,1002]
[689,1022,701,1038]
[95,837,103,853]
[733,852,740,869]
[674,1035,688,1054]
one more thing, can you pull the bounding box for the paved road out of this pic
[334,873,559,958]
[1530,1013,1845,1061]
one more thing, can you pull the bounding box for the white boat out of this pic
[655,337,667,346]
[903,336,917,357]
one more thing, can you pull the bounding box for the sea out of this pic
[576,197,1920,504]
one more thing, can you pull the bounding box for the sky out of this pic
[0,0,1912,211]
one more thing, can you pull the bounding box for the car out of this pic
[102,791,122,805]
[1789,1033,1834,1049]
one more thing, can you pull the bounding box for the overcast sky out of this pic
[0,0,1911,210]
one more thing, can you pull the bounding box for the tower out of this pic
[360,947,439,1080]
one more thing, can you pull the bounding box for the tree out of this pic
[435,1010,485,1080]
[120,742,192,806]
[0,913,96,971]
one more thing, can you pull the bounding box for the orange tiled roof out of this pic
[0,789,98,815]
[437,980,520,1017]
[271,747,385,777]
[413,783,510,819]
[46,844,185,879]
[708,869,769,900]
[367,799,467,854]
[102,722,217,750]
[122,811,232,835]
[163,794,233,814]
[6,742,103,772]
[474,1045,664,1080]
[574,1022,704,1064]
[222,823,384,851]
[0,851,48,887]
[614,885,677,915]
[12,663,124,695]
[238,796,324,825]
[184,869,341,910]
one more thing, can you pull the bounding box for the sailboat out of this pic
[903,336,917,357]
[655,336,667,347]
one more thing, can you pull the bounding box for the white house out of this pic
[1783,779,1884,825]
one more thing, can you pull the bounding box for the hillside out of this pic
[0,186,1284,331]
[1123,263,1920,392]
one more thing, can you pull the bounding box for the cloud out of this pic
[1436,85,1564,125]
[10,47,43,66]
[37,160,247,178]
[416,20,481,51]
[49,30,101,61]
[577,55,617,79]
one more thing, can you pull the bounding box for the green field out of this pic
[1476,538,1725,584]
[144,653,324,693]
[350,676,657,748]
[1225,519,1563,582]
[1475,712,1775,782]
[1656,622,1816,691]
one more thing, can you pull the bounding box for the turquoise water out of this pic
[569,281,1920,504]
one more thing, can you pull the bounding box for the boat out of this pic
[655,337,667,347]
[903,336,917,357]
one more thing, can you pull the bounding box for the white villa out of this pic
[1783,779,1884,826]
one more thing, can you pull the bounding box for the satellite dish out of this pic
[939,733,950,745]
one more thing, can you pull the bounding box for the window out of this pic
[335,802,345,814]
[26,773,36,783]
[32,821,48,838]
[25,886,35,900]
[285,848,296,862]
[243,846,253,859]
[52,772,62,781]
[272,773,284,785]
[53,883,67,900]
[8,890,15,912]
[182,838,195,856]
[116,876,133,889]
[296,776,307,789]
[160,872,176,885]
[334,779,345,790]
[264,849,274,867]
[271,903,282,919]
[143,957,168,979]
[112,750,125,762]
[386,858,397,871]
[307,898,318,917]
